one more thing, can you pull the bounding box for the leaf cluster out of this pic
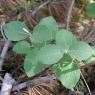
[4,16,95,89]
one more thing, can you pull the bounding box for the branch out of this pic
[31,0,51,16]
[66,0,75,30]
[0,40,11,70]
[12,75,56,91]
[0,73,15,95]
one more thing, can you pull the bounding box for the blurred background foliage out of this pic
[0,0,95,41]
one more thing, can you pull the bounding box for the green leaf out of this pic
[59,54,73,66]
[38,44,63,65]
[4,21,29,41]
[53,59,80,89]
[86,3,95,18]
[31,25,53,43]
[59,63,80,89]
[56,29,93,61]
[91,46,95,55]
[69,41,94,60]
[39,16,58,35]
[31,16,58,44]
[84,46,95,64]
[55,29,77,52]
[52,54,72,73]
[91,46,95,49]
[24,48,45,77]
[85,56,95,64]
[13,41,30,54]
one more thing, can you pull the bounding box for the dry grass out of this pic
[12,82,59,95]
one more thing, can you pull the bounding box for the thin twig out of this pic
[31,0,50,16]
[80,71,92,95]
[66,0,75,30]
[12,75,56,91]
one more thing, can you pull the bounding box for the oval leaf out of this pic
[38,44,63,64]
[70,41,94,60]
[31,25,53,43]
[55,29,77,52]
[59,63,80,89]
[24,48,45,77]
[53,59,80,89]
[39,16,58,35]
[4,21,29,41]
[13,41,30,54]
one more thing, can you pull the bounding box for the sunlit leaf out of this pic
[31,25,53,43]
[53,56,80,89]
[55,29,77,52]
[38,44,63,64]
[31,16,58,44]
[13,41,30,54]
[24,48,45,77]
[70,41,94,60]
[4,21,29,41]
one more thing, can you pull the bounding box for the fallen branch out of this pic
[31,0,51,16]
[0,73,15,95]
[12,75,56,91]
[0,23,11,70]
[0,40,11,70]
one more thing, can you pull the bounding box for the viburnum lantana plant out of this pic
[4,16,95,89]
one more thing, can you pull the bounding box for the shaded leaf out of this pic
[86,3,95,18]
[59,54,73,66]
